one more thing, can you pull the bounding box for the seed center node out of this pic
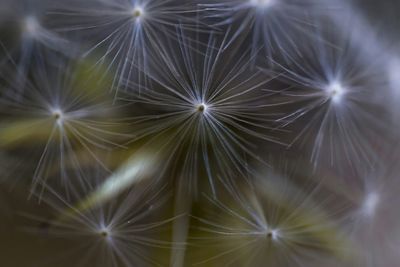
[196,103,208,113]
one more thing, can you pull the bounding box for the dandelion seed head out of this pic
[27,174,175,266]
[192,173,344,266]
[99,228,111,239]
[196,103,208,114]
[50,108,65,126]
[131,6,144,20]
[22,15,40,36]
[97,223,114,242]
[326,81,345,103]
[265,229,279,241]
[361,192,379,217]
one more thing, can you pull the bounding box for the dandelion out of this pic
[48,0,202,94]
[121,28,284,195]
[21,171,179,267]
[198,0,318,62]
[0,56,129,193]
[270,22,392,173]
[0,0,69,86]
[189,169,346,266]
[0,1,400,266]
[331,149,400,267]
